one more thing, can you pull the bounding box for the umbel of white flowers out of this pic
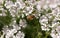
[0,0,60,38]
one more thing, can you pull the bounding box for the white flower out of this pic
[13,24,21,30]
[50,29,60,38]
[39,15,50,31]
[36,4,41,11]
[0,8,6,16]
[49,4,57,9]
[25,0,36,6]
[39,15,48,25]
[19,19,27,28]
[43,5,48,9]
[10,20,21,30]
[48,0,58,9]
[15,1,25,9]
[2,26,9,34]
[0,0,4,5]
[26,6,33,13]
[24,6,33,16]
[9,5,18,17]
[16,31,25,38]
[56,26,60,34]
[41,24,50,31]
[3,28,17,38]
[50,21,60,38]
[50,32,57,38]
[5,1,14,9]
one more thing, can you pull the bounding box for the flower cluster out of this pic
[0,0,60,38]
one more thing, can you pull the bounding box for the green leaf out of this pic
[47,9,52,13]
[16,17,20,24]
[0,10,2,13]
[0,16,12,25]
[0,21,4,31]
[23,0,26,2]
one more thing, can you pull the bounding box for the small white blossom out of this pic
[39,15,48,25]
[16,31,25,38]
[19,19,27,28]
[5,1,14,9]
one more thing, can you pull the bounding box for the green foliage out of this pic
[40,8,52,16]
[0,10,2,13]
[16,16,21,24]
[0,15,12,31]
[21,15,52,38]
[0,1,12,31]
[0,16,12,25]
[47,9,52,13]
[0,21,4,31]
[23,0,26,2]
[11,0,16,3]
